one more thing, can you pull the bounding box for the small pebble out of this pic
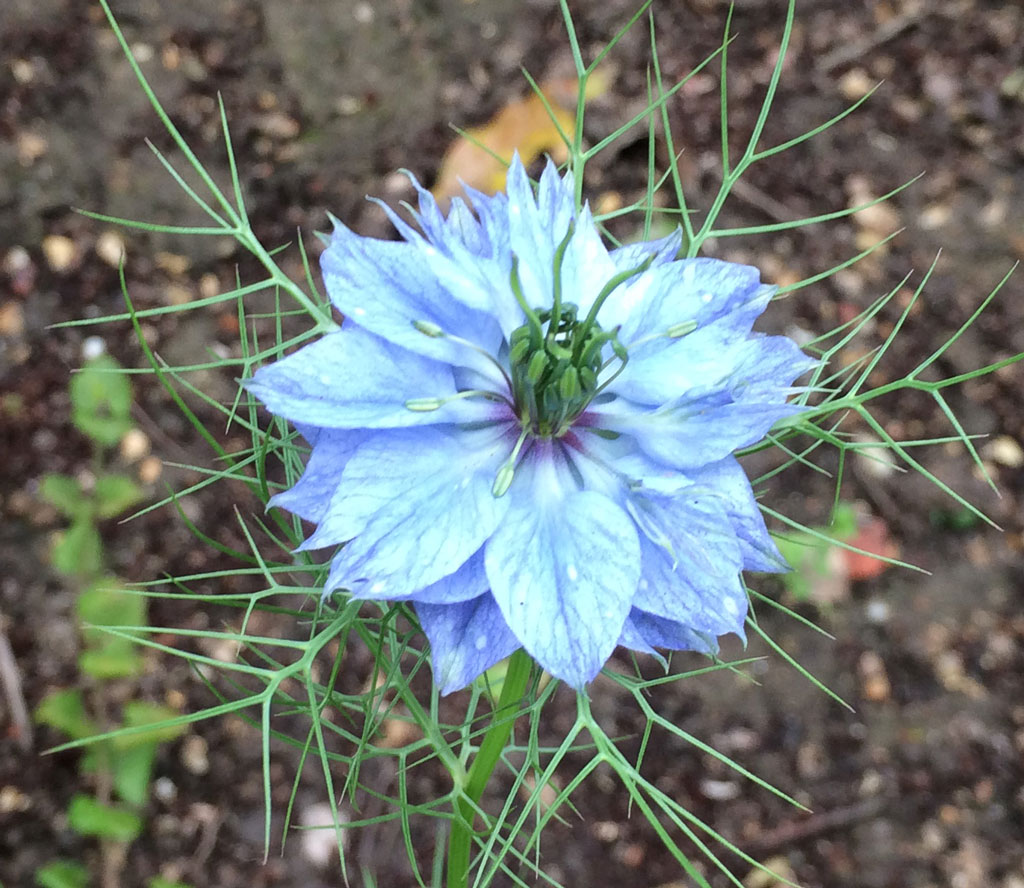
[119,428,151,462]
[983,435,1024,468]
[699,778,741,801]
[0,302,25,337]
[858,651,891,702]
[839,67,874,101]
[866,599,891,624]
[0,785,31,814]
[300,802,348,868]
[592,820,620,842]
[155,251,190,276]
[96,230,126,268]
[81,336,106,361]
[42,235,79,272]
[180,734,209,776]
[153,776,177,803]
[16,131,48,165]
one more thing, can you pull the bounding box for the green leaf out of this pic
[52,519,103,578]
[66,794,142,842]
[94,474,145,520]
[112,742,157,806]
[39,474,88,519]
[34,689,96,741]
[118,701,188,747]
[70,354,134,448]
[77,578,146,639]
[148,879,195,888]
[78,646,145,680]
[34,860,90,888]
[77,579,148,678]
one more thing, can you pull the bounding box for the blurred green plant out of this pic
[32,353,190,887]
[40,354,144,576]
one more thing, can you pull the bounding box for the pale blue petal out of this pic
[486,445,641,687]
[399,549,489,605]
[608,228,682,274]
[692,457,789,572]
[416,594,521,695]
[246,325,501,429]
[371,184,526,342]
[616,614,658,658]
[323,426,511,597]
[609,314,760,405]
[612,332,816,409]
[613,258,771,344]
[588,335,814,468]
[504,158,615,317]
[588,391,802,470]
[622,609,719,656]
[631,534,748,640]
[628,485,749,637]
[320,220,505,378]
[269,427,369,523]
[558,203,620,320]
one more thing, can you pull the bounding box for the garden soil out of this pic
[2,2,1023,887]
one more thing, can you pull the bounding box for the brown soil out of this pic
[2,2,1023,887]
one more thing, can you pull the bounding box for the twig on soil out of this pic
[0,614,33,753]
[816,9,926,74]
[187,803,223,882]
[745,795,887,854]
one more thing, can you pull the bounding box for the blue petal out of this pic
[628,484,749,637]
[613,327,817,408]
[415,594,521,695]
[504,158,617,321]
[691,457,789,572]
[320,220,505,378]
[631,533,748,640]
[621,608,719,656]
[401,548,489,605]
[246,325,501,429]
[589,336,814,469]
[607,228,683,274]
[322,426,511,597]
[269,427,369,523]
[485,444,641,687]
[588,393,800,470]
[612,258,771,345]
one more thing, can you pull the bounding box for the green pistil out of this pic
[505,246,654,439]
[508,298,608,437]
[495,237,662,496]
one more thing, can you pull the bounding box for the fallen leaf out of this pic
[432,70,612,207]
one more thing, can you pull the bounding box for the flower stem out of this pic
[446,649,534,888]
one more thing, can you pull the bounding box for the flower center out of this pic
[507,303,608,437]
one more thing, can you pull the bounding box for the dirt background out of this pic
[2,1,1023,887]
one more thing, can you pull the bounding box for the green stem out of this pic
[446,649,534,888]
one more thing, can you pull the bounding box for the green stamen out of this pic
[667,320,699,338]
[492,428,529,497]
[404,390,509,412]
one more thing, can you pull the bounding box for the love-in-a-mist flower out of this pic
[246,156,815,693]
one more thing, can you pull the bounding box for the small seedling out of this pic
[33,351,190,887]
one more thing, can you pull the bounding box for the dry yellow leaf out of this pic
[432,70,612,208]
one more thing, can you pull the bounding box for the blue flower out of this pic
[246,156,815,693]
